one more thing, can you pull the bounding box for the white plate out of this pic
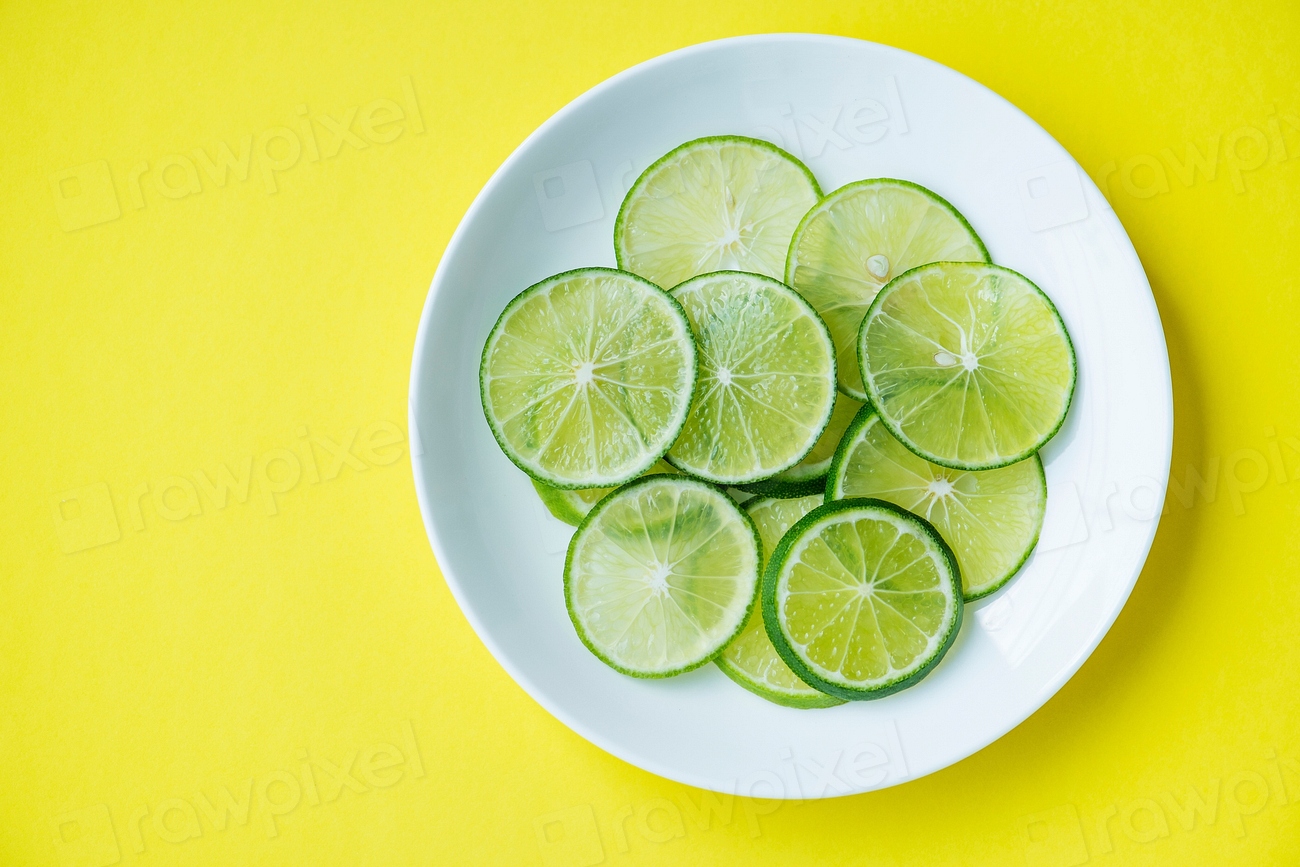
[409,34,1172,798]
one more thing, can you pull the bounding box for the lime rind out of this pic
[532,460,678,527]
[784,178,990,400]
[716,654,843,708]
[565,475,761,678]
[665,270,837,485]
[826,405,1047,600]
[761,498,963,700]
[734,475,827,499]
[715,495,843,709]
[858,262,1077,471]
[480,267,698,489]
[532,479,597,526]
[615,136,822,289]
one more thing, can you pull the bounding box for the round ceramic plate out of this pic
[409,34,1172,798]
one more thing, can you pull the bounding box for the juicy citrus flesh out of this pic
[481,269,696,488]
[617,137,820,290]
[667,271,836,485]
[566,477,759,676]
[860,262,1076,470]
[829,410,1045,599]
[717,496,842,707]
[769,392,863,483]
[533,461,677,527]
[767,502,960,695]
[786,180,988,399]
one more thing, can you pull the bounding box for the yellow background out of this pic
[2,1,1298,865]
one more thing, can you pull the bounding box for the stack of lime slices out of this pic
[479,135,1076,703]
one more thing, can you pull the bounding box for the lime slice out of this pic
[737,393,863,497]
[827,407,1046,599]
[565,476,760,677]
[859,262,1077,470]
[717,496,843,708]
[763,499,962,699]
[785,179,989,399]
[480,268,697,488]
[615,136,821,289]
[666,271,837,485]
[532,461,677,527]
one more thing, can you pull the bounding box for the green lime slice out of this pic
[532,461,677,527]
[717,496,843,708]
[763,498,963,700]
[785,179,989,399]
[827,407,1046,599]
[565,475,760,677]
[859,262,1077,470]
[666,271,837,485]
[737,393,863,497]
[480,268,697,488]
[615,136,821,289]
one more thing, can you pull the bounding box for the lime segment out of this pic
[828,408,1046,599]
[786,179,988,398]
[717,495,842,708]
[667,271,837,485]
[480,268,696,488]
[616,136,821,289]
[763,499,962,699]
[566,476,760,677]
[859,262,1076,470]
